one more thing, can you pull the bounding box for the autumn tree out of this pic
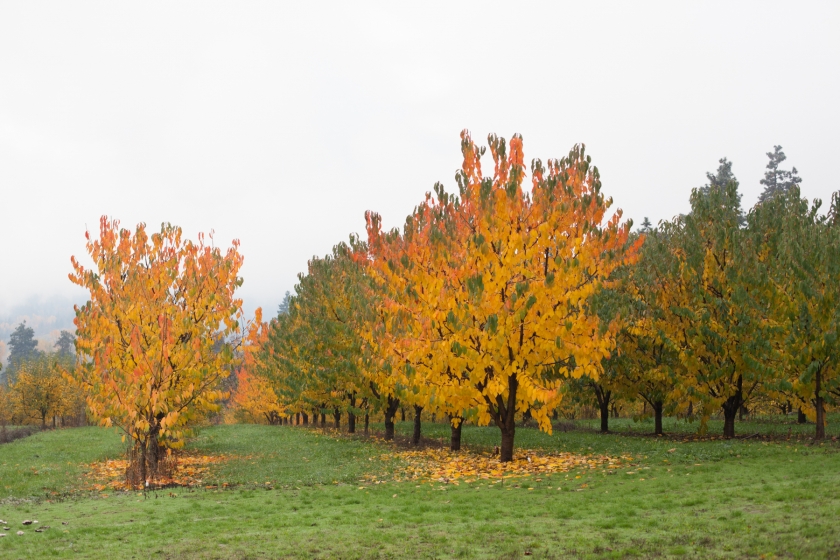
[754,186,840,439]
[655,177,775,437]
[69,217,244,486]
[260,240,384,434]
[232,369,285,425]
[366,132,640,460]
[12,354,73,428]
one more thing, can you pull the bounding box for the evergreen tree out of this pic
[699,158,741,200]
[639,217,653,233]
[4,321,42,386]
[277,291,292,316]
[758,145,801,204]
[54,330,76,358]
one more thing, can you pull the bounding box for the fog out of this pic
[1,1,838,353]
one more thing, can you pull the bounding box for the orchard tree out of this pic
[755,187,840,439]
[12,354,72,428]
[659,179,775,438]
[69,217,245,486]
[366,131,640,460]
[261,240,382,434]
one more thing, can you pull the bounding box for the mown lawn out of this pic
[1,421,839,558]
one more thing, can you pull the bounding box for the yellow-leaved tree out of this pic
[366,132,640,460]
[69,217,245,486]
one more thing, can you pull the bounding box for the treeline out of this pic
[0,323,85,431]
[236,133,837,460]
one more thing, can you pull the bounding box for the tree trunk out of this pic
[296,412,300,425]
[400,407,406,422]
[412,405,423,445]
[364,413,369,435]
[302,412,308,425]
[815,369,825,440]
[687,401,693,419]
[491,373,518,462]
[384,396,399,440]
[449,415,462,451]
[139,440,147,489]
[500,426,515,462]
[738,405,747,421]
[722,394,741,439]
[320,412,326,428]
[347,392,356,434]
[653,400,663,436]
[333,409,341,430]
[593,384,611,433]
[798,408,807,424]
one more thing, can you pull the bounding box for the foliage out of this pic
[11,354,77,428]
[259,240,380,432]
[365,131,640,460]
[53,330,76,358]
[754,186,840,438]
[68,217,245,486]
[758,145,802,204]
[3,321,42,386]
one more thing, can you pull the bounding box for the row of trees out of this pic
[0,353,85,429]
[1,321,74,386]
[239,135,837,460]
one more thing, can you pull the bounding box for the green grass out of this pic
[0,427,125,500]
[1,421,839,558]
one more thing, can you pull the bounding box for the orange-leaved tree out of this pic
[230,308,285,425]
[366,131,640,460]
[69,217,245,486]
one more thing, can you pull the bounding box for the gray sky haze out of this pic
[1,1,838,353]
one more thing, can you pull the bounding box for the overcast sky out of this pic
[1,1,838,348]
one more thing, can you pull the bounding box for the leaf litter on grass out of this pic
[84,453,244,491]
[362,448,631,485]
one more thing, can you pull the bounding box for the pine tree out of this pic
[4,322,42,386]
[53,331,75,358]
[699,158,740,200]
[758,145,801,204]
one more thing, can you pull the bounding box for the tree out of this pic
[755,187,840,439]
[54,330,76,358]
[366,132,640,460]
[758,146,801,204]
[260,240,384,435]
[699,158,738,197]
[12,354,72,428]
[232,369,285,425]
[277,291,292,316]
[4,321,41,386]
[69,217,245,486]
[658,178,775,437]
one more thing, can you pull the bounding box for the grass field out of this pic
[1,418,839,559]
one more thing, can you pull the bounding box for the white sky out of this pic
[1,1,838,334]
